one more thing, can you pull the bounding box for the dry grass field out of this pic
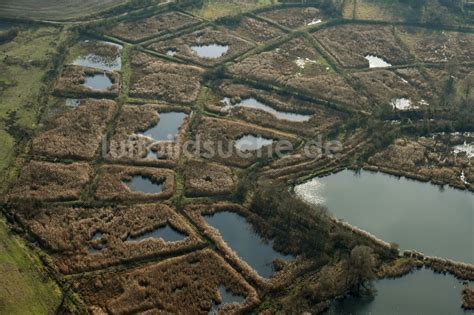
[0,0,128,21]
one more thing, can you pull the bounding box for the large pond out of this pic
[141,112,187,141]
[83,74,113,91]
[326,268,473,314]
[295,170,474,264]
[234,135,274,151]
[223,97,312,122]
[125,175,163,194]
[191,44,229,58]
[204,211,293,278]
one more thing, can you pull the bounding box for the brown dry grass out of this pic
[106,11,202,43]
[193,116,298,168]
[15,203,204,274]
[184,203,304,291]
[7,160,92,202]
[183,159,235,197]
[369,134,473,190]
[215,81,344,136]
[352,68,434,108]
[397,27,474,63]
[463,285,474,310]
[32,99,117,159]
[149,26,255,67]
[220,16,285,43]
[259,7,325,29]
[54,65,120,97]
[129,52,204,104]
[229,37,367,109]
[316,24,414,68]
[107,104,190,166]
[72,249,259,314]
[94,165,175,201]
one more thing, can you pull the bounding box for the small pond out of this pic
[65,98,82,108]
[166,49,177,57]
[390,98,418,110]
[141,112,187,141]
[125,175,163,194]
[204,211,294,278]
[191,44,229,58]
[73,52,121,71]
[454,142,474,158]
[209,284,246,314]
[0,21,12,30]
[223,97,312,122]
[127,225,186,242]
[83,73,113,91]
[365,55,392,68]
[326,268,473,314]
[89,230,104,253]
[295,170,474,264]
[234,135,274,152]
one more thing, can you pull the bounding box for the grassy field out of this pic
[0,218,62,314]
[192,0,278,19]
[0,0,127,21]
[0,26,69,185]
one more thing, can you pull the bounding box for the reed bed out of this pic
[218,16,284,43]
[72,249,259,314]
[148,26,255,67]
[259,6,326,29]
[94,165,175,201]
[183,159,236,197]
[129,52,204,104]
[54,65,120,97]
[105,11,202,43]
[15,203,204,274]
[7,160,92,202]
[32,98,117,160]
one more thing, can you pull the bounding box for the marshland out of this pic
[0,0,473,314]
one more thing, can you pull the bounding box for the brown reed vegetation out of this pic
[148,26,255,66]
[31,99,117,159]
[54,65,120,97]
[463,285,474,310]
[129,52,204,104]
[7,160,92,202]
[105,11,202,43]
[15,203,204,274]
[218,16,284,43]
[94,165,175,201]
[183,159,236,197]
[259,6,326,29]
[72,249,259,314]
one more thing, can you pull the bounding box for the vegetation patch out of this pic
[0,218,62,314]
[218,15,285,43]
[352,68,435,109]
[259,6,326,29]
[183,159,236,197]
[129,52,204,104]
[7,160,92,202]
[54,65,120,98]
[368,134,474,190]
[32,99,117,159]
[229,36,367,109]
[397,27,474,64]
[316,24,414,68]
[72,249,259,314]
[107,104,190,166]
[94,165,175,201]
[215,81,344,136]
[15,203,204,274]
[149,26,255,67]
[105,11,202,43]
[192,0,275,20]
[193,116,298,168]
[463,285,474,310]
